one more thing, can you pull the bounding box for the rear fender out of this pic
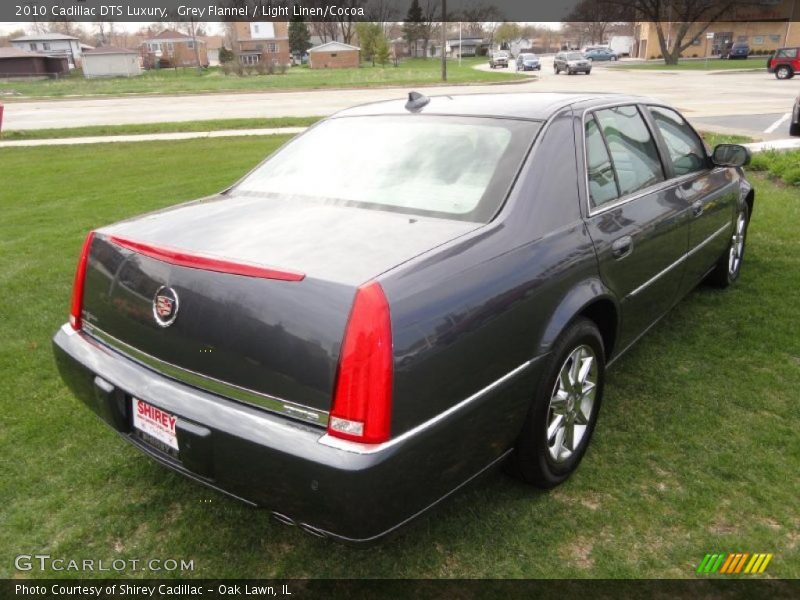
[537,278,619,357]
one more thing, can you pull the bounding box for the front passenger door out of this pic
[582,105,692,350]
[646,105,738,293]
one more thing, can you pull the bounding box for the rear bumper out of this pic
[53,325,542,542]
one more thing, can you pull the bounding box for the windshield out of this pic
[567,52,585,60]
[520,54,536,60]
[234,116,541,223]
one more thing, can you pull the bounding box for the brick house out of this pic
[141,30,209,69]
[308,41,361,69]
[229,22,291,66]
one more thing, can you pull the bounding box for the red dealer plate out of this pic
[132,398,179,452]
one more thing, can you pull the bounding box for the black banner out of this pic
[3,0,800,23]
[3,579,800,600]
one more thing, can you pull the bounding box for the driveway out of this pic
[2,63,797,138]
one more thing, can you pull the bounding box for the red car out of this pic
[768,47,800,79]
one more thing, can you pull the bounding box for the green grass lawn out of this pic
[0,117,321,141]
[1,137,798,578]
[0,58,522,99]
[617,57,767,71]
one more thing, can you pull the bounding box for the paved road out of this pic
[692,112,795,140]
[2,60,798,136]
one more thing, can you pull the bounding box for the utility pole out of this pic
[441,0,447,81]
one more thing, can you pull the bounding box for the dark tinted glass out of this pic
[649,106,707,176]
[585,117,619,207]
[594,106,665,196]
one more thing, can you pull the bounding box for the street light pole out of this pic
[441,0,447,81]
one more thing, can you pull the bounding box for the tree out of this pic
[355,22,383,64]
[218,46,235,64]
[566,1,628,47]
[403,0,424,57]
[605,0,757,65]
[495,22,521,49]
[375,34,391,66]
[289,15,311,55]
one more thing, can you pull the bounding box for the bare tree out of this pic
[565,0,629,46]
[605,0,757,64]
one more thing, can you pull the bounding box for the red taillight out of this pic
[328,282,393,444]
[69,231,95,331]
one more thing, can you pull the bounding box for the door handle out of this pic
[691,200,704,217]
[611,235,633,259]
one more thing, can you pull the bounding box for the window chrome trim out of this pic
[318,357,542,455]
[82,323,330,427]
[626,222,731,298]
[581,101,717,218]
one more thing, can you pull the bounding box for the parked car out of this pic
[554,51,592,74]
[489,51,510,68]
[791,93,800,136]
[54,92,754,543]
[516,53,541,71]
[721,42,750,59]
[584,48,619,62]
[768,46,800,79]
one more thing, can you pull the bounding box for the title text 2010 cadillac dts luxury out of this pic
[53,92,754,542]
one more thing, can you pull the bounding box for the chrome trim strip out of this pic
[626,222,730,299]
[82,324,329,427]
[318,357,541,455]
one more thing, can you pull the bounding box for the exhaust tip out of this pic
[271,511,296,527]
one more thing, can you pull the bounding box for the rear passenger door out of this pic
[646,105,738,294]
[581,104,692,350]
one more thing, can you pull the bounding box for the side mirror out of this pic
[712,144,751,167]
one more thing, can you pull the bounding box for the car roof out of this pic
[331,92,659,121]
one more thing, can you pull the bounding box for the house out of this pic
[308,41,361,69]
[141,30,208,69]
[10,33,83,68]
[0,47,69,78]
[82,47,142,78]
[634,0,800,59]
[200,35,226,67]
[437,38,488,58]
[229,22,291,66]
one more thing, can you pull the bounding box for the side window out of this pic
[585,116,619,207]
[594,105,665,196]
[777,48,797,58]
[648,106,708,176]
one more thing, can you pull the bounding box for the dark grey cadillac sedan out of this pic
[53,92,754,542]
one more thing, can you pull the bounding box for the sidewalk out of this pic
[0,126,308,148]
[1,126,798,153]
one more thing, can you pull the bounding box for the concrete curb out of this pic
[1,127,797,152]
[0,127,307,148]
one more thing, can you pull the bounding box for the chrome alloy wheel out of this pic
[728,211,746,277]
[546,345,598,463]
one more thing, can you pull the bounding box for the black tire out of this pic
[775,65,794,79]
[707,203,750,288]
[568,69,574,75]
[586,69,592,75]
[507,318,606,488]
[790,121,800,137]
[554,66,559,74]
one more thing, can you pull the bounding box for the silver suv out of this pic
[554,51,592,75]
[489,51,510,69]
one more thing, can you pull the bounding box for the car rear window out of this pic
[234,115,541,222]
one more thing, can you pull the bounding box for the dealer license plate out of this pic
[132,398,179,452]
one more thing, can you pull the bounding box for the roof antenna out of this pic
[405,91,430,112]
